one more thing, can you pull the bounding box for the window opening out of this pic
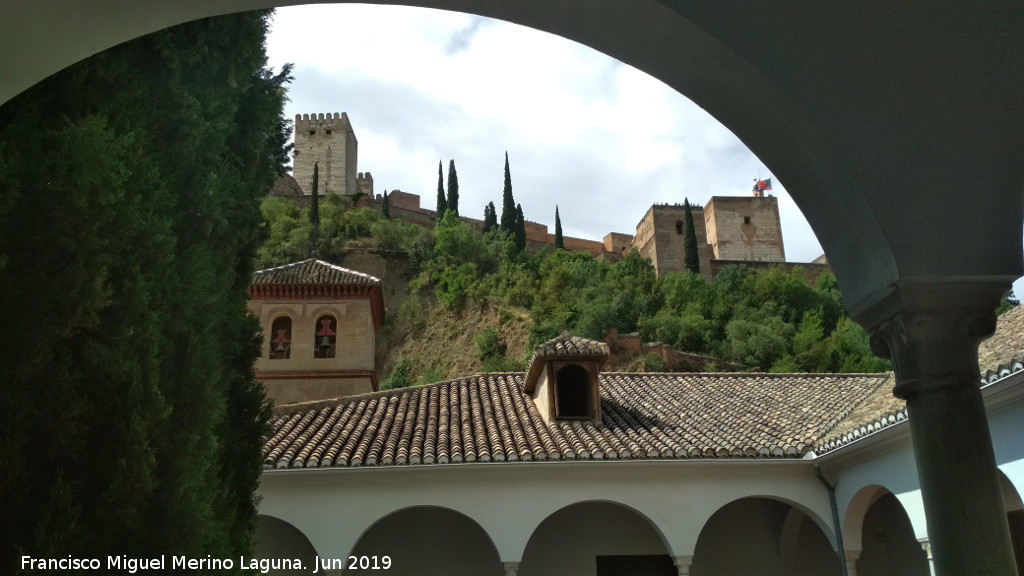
[555,364,592,419]
[743,216,751,224]
[314,315,337,358]
[308,129,316,136]
[269,316,292,360]
[675,221,684,234]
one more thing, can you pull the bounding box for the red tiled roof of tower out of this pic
[252,259,380,287]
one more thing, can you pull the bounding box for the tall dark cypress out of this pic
[499,152,517,235]
[310,162,320,257]
[381,190,390,219]
[514,203,527,252]
[435,160,447,217]
[554,206,564,250]
[0,10,284,564]
[483,201,498,233]
[684,197,700,275]
[447,159,459,217]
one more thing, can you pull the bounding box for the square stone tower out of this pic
[704,196,785,262]
[293,113,358,196]
[633,203,714,280]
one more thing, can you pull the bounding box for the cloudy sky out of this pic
[265,4,827,261]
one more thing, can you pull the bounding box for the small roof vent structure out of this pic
[524,334,608,424]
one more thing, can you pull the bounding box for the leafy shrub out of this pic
[379,358,412,391]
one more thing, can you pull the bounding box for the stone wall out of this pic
[704,196,785,262]
[633,204,714,280]
[293,113,358,196]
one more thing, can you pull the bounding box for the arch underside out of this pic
[1,0,1021,322]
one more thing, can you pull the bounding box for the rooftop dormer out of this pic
[524,335,609,425]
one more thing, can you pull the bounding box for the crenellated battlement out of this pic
[293,112,358,195]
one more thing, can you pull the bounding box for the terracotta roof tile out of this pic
[263,372,893,469]
[979,305,1024,381]
[252,259,380,287]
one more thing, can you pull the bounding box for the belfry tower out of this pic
[293,112,358,196]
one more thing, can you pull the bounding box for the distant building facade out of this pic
[248,259,385,405]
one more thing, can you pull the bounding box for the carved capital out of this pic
[674,555,694,575]
[860,280,1004,399]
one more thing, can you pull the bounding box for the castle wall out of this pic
[704,196,785,262]
[633,204,713,280]
[293,113,358,196]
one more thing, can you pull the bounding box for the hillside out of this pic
[258,198,899,389]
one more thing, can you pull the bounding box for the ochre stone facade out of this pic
[293,113,358,196]
[704,196,785,262]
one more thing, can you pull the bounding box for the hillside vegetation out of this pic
[258,197,895,386]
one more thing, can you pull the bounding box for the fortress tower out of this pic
[293,113,358,196]
[704,196,785,262]
[633,203,715,280]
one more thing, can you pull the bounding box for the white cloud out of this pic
[266,4,825,263]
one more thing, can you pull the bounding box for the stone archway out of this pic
[854,491,930,576]
[348,505,503,576]
[518,500,674,576]
[253,515,319,576]
[691,497,840,576]
[1000,470,1024,574]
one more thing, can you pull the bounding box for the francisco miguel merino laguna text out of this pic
[22,555,308,573]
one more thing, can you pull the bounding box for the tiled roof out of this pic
[978,304,1024,383]
[252,259,380,287]
[524,335,608,392]
[816,306,1024,454]
[262,372,891,469]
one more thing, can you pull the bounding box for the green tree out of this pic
[0,10,284,564]
[684,198,700,275]
[447,159,460,217]
[500,152,517,235]
[483,201,498,233]
[435,160,447,217]
[310,161,320,257]
[514,203,527,252]
[554,206,564,249]
[381,190,390,219]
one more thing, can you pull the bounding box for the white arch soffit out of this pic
[701,495,839,551]
[347,504,502,559]
[523,499,677,559]
[6,1,1022,317]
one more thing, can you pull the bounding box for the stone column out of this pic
[844,550,860,576]
[866,282,1017,576]
[673,555,693,576]
[502,561,520,576]
[920,539,937,576]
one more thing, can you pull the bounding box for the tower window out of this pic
[744,216,751,224]
[269,316,292,360]
[554,364,592,419]
[314,315,337,358]
[325,129,332,135]
[308,129,316,136]
[675,221,684,234]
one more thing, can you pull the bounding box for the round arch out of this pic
[692,496,840,576]
[3,2,1020,316]
[518,500,675,576]
[844,488,929,576]
[348,505,504,576]
[253,515,319,575]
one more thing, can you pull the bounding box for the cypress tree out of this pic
[435,160,447,217]
[381,190,390,219]
[310,162,320,257]
[499,152,517,235]
[554,205,564,250]
[483,201,498,233]
[514,203,527,252]
[0,10,283,563]
[447,159,459,217]
[684,197,700,275]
